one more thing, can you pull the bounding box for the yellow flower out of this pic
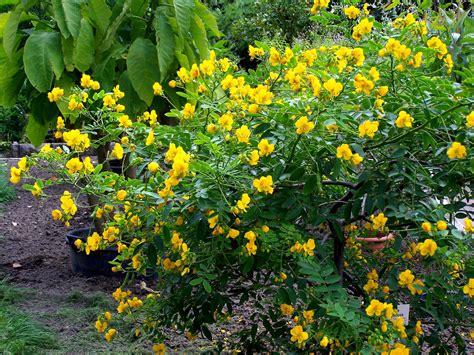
[365,299,385,317]
[465,218,473,233]
[336,144,353,160]
[354,74,374,95]
[112,85,124,100]
[148,162,159,173]
[418,239,437,257]
[269,47,281,66]
[248,150,260,166]
[398,269,415,287]
[395,111,414,128]
[290,325,308,344]
[409,52,423,68]
[253,176,274,194]
[436,221,448,231]
[190,63,200,78]
[66,158,83,174]
[323,78,343,97]
[103,94,116,107]
[427,36,448,59]
[295,116,315,135]
[116,190,127,201]
[104,328,116,342]
[51,209,62,220]
[95,319,107,333]
[447,142,467,160]
[249,45,265,60]
[182,103,195,120]
[63,130,90,152]
[261,225,270,233]
[320,335,329,348]
[463,278,474,297]
[56,116,65,130]
[363,279,379,294]
[303,239,316,256]
[422,221,432,233]
[218,112,234,131]
[118,115,132,128]
[236,193,251,213]
[112,143,124,160]
[280,303,294,316]
[9,166,21,184]
[47,87,64,102]
[408,279,425,295]
[227,228,240,239]
[258,139,274,156]
[303,309,314,322]
[358,120,379,139]
[177,67,191,83]
[310,0,330,15]
[344,6,360,19]
[370,213,388,231]
[369,67,380,81]
[153,343,166,355]
[235,125,251,144]
[466,111,474,128]
[352,154,362,166]
[146,130,155,146]
[352,18,373,41]
[60,191,77,216]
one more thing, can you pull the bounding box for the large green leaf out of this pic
[190,14,209,60]
[118,71,147,115]
[23,31,64,92]
[194,0,220,37]
[51,0,82,39]
[27,94,59,147]
[88,0,112,35]
[126,38,160,106]
[0,44,24,106]
[156,13,176,80]
[74,18,95,72]
[174,0,194,35]
[3,5,22,59]
[61,35,75,72]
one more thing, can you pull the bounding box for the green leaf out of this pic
[174,0,194,35]
[127,38,160,106]
[88,0,112,35]
[74,18,95,72]
[194,0,219,37]
[23,31,64,92]
[118,70,148,115]
[189,277,202,286]
[3,5,22,59]
[0,43,24,106]
[202,280,212,293]
[190,14,209,60]
[27,94,59,147]
[61,36,75,71]
[51,0,82,39]
[155,13,176,80]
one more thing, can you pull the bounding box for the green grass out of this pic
[0,162,15,204]
[0,278,59,353]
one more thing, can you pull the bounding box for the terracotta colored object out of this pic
[355,233,395,251]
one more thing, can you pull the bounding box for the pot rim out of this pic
[355,233,395,243]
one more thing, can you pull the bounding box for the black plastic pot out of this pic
[65,228,119,276]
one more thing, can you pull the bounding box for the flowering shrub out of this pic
[12,3,474,353]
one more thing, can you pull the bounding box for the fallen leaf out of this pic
[12,222,18,226]
[12,262,22,268]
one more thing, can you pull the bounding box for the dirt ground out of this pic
[0,160,253,353]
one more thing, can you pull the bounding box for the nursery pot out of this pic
[355,233,394,252]
[65,227,119,276]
